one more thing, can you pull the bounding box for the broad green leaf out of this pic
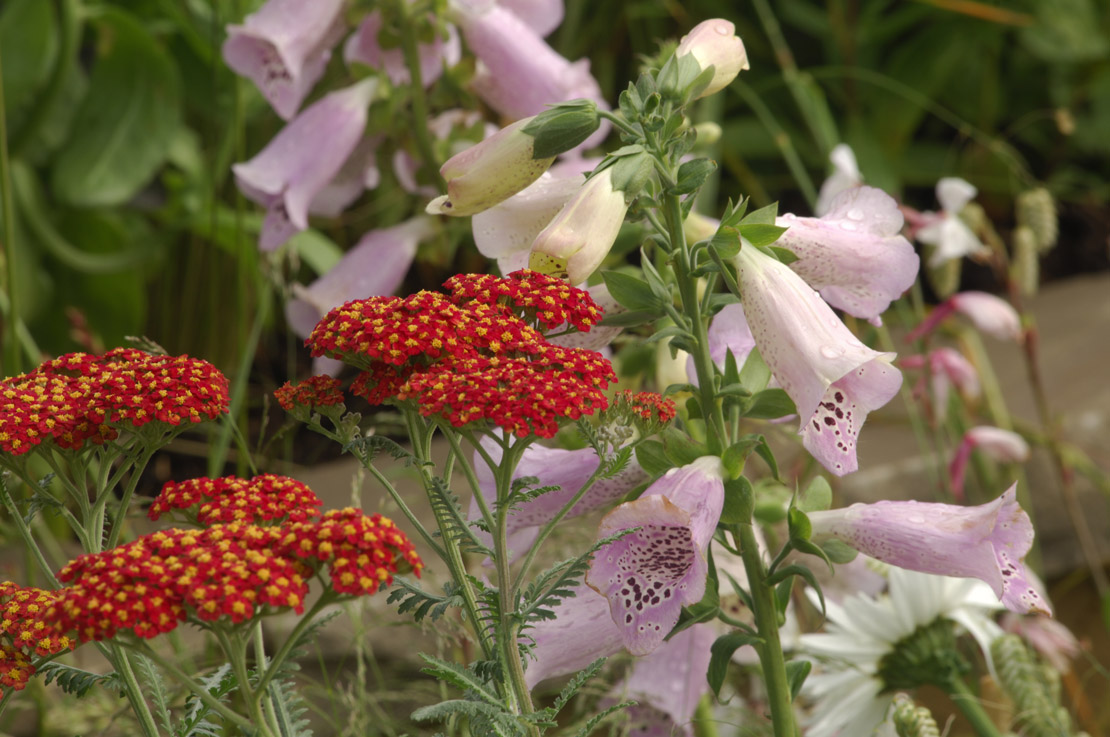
[601,270,662,312]
[291,230,343,276]
[786,660,813,701]
[0,0,58,132]
[51,8,181,206]
[635,440,673,478]
[708,631,763,696]
[798,476,832,513]
[745,388,796,420]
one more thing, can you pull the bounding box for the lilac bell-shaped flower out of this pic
[732,245,903,475]
[469,438,648,558]
[611,624,716,737]
[524,584,625,688]
[907,291,1022,343]
[233,79,377,251]
[775,186,919,324]
[815,144,862,216]
[528,167,630,285]
[223,0,345,120]
[675,18,749,99]
[916,177,989,267]
[949,426,1030,500]
[453,0,609,146]
[500,0,564,37]
[344,10,462,87]
[902,347,980,420]
[471,159,594,273]
[807,484,1050,614]
[426,117,555,216]
[586,456,725,655]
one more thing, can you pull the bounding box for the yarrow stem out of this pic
[943,674,1004,737]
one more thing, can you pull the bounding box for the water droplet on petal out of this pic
[846,208,864,221]
[840,221,858,231]
[820,345,841,359]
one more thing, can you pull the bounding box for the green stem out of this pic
[397,1,446,191]
[104,446,158,550]
[132,642,261,735]
[217,629,276,737]
[736,523,797,737]
[111,644,164,737]
[514,463,604,588]
[0,35,20,374]
[255,594,334,699]
[945,675,1004,737]
[0,478,62,587]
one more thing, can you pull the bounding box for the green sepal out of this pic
[798,476,832,513]
[671,157,717,195]
[608,151,654,199]
[740,202,778,225]
[745,388,796,419]
[709,225,742,258]
[820,538,859,564]
[523,99,601,158]
[661,427,708,466]
[737,223,788,247]
[719,476,754,525]
[786,660,813,702]
[738,347,771,394]
[708,631,764,697]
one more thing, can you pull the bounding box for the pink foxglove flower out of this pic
[916,177,989,266]
[453,0,609,145]
[902,347,980,419]
[675,19,749,99]
[815,144,862,216]
[469,438,648,558]
[529,168,629,285]
[233,80,377,251]
[308,135,383,218]
[612,624,716,737]
[500,0,564,37]
[907,291,1022,343]
[949,426,1030,500]
[472,160,594,273]
[776,186,919,324]
[426,117,555,216]
[524,584,624,688]
[732,245,903,476]
[807,484,1050,614]
[587,457,725,655]
[223,0,345,120]
[344,10,461,87]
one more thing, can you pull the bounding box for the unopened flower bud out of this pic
[1016,187,1058,254]
[426,118,554,217]
[675,19,749,99]
[529,167,629,284]
[1012,225,1040,297]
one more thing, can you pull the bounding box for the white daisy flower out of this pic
[798,562,1003,737]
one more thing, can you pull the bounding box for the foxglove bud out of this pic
[425,118,554,216]
[528,166,630,284]
[1016,187,1058,254]
[675,19,749,99]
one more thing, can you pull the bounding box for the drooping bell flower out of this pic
[308,135,383,218]
[901,347,980,421]
[949,426,1030,500]
[469,437,648,558]
[775,186,919,324]
[815,144,862,216]
[523,584,624,688]
[807,484,1050,614]
[472,159,595,274]
[610,624,716,737]
[286,216,433,342]
[529,167,630,285]
[233,79,377,251]
[395,110,496,198]
[732,245,903,476]
[223,0,345,120]
[453,0,609,146]
[675,18,749,99]
[344,10,461,87]
[915,177,989,267]
[499,0,564,37]
[425,117,555,216]
[906,291,1022,343]
[586,457,725,655]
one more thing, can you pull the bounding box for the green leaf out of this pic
[51,8,181,206]
[820,538,859,564]
[601,271,661,312]
[671,158,717,195]
[719,476,753,525]
[291,230,343,276]
[786,660,813,702]
[737,347,771,394]
[763,245,800,265]
[798,476,832,513]
[708,631,763,696]
[661,427,708,466]
[0,0,58,132]
[740,202,778,225]
[419,654,501,707]
[737,223,788,247]
[745,389,796,420]
[635,440,673,478]
[38,662,119,698]
[708,225,741,258]
[787,507,812,542]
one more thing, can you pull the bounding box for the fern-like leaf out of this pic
[387,577,466,622]
[519,528,635,625]
[345,434,424,468]
[132,652,174,735]
[552,658,607,715]
[176,663,237,737]
[411,700,524,737]
[427,476,493,555]
[573,700,634,737]
[268,675,314,737]
[418,654,501,707]
[38,662,119,698]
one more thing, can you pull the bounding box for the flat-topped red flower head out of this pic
[150,474,324,526]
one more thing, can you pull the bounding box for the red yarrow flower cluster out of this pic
[0,348,229,455]
[274,375,345,411]
[305,271,615,438]
[619,391,677,424]
[50,510,421,642]
[0,582,73,696]
[149,474,324,526]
